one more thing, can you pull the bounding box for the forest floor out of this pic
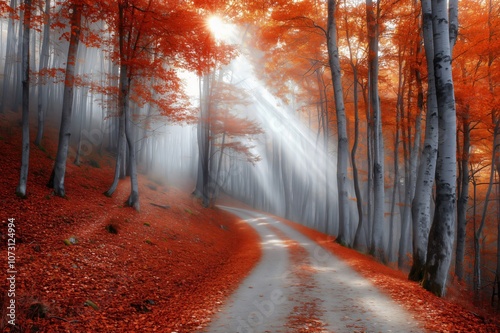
[0,112,261,333]
[0,110,500,332]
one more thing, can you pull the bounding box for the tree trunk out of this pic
[473,231,481,300]
[34,0,51,146]
[1,0,19,114]
[14,8,23,109]
[474,122,500,298]
[366,0,385,261]
[105,113,125,197]
[123,77,139,211]
[351,70,367,251]
[281,138,292,219]
[115,2,139,210]
[341,6,364,245]
[200,73,211,207]
[448,0,458,54]
[210,131,226,206]
[455,116,470,280]
[388,131,399,263]
[47,4,82,196]
[15,0,31,198]
[327,0,351,246]
[362,84,374,251]
[422,0,458,297]
[391,45,403,265]
[73,87,87,166]
[400,28,423,269]
[409,0,439,282]
[488,0,500,308]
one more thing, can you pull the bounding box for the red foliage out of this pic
[0,113,260,332]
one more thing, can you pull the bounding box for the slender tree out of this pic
[344,4,368,251]
[196,72,212,207]
[34,0,51,146]
[47,3,82,197]
[327,0,351,246]
[16,0,31,198]
[422,0,458,297]
[366,0,385,261]
[1,0,20,114]
[105,113,126,196]
[409,0,439,282]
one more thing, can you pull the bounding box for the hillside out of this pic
[0,112,261,332]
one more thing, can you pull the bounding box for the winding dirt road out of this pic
[201,207,424,333]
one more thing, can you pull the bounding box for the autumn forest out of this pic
[1,0,500,331]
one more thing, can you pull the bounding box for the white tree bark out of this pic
[327,0,351,246]
[409,0,439,282]
[422,0,458,297]
[448,0,458,54]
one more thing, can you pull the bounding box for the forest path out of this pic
[201,207,424,333]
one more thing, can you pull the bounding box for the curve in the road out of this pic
[201,207,424,333]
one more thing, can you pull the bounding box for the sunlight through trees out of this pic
[1,0,499,303]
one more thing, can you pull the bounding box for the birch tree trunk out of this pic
[422,0,458,297]
[16,0,31,198]
[47,4,81,197]
[409,0,439,282]
[448,0,458,54]
[327,0,350,246]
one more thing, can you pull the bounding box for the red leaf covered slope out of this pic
[0,115,260,332]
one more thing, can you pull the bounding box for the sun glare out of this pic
[207,16,233,41]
